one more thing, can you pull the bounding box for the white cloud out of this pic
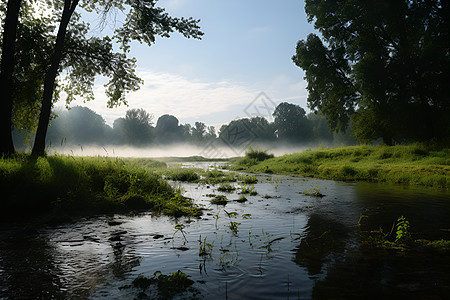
[64,69,258,126]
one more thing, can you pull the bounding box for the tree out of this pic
[273,102,312,143]
[28,0,203,156]
[155,114,183,144]
[114,108,154,145]
[47,106,110,145]
[191,121,206,143]
[0,0,22,156]
[293,0,450,145]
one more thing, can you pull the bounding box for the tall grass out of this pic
[0,154,201,222]
[231,145,449,188]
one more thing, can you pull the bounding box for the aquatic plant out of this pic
[211,195,228,205]
[236,196,248,203]
[173,223,188,244]
[132,270,196,299]
[302,185,325,197]
[229,221,241,234]
[395,216,412,244]
[240,185,257,195]
[217,184,236,192]
[239,175,258,184]
[198,235,214,257]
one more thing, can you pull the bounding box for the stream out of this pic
[1,162,449,299]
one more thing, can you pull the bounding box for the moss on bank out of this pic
[0,154,202,222]
[229,145,449,188]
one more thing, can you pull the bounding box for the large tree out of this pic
[293,0,450,145]
[273,102,312,143]
[0,0,22,156]
[30,0,203,156]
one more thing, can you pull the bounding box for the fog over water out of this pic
[50,144,309,158]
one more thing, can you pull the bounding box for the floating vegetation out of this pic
[132,270,198,299]
[217,184,236,192]
[236,196,248,203]
[240,185,257,195]
[211,195,228,205]
[359,215,450,252]
[301,185,325,197]
[239,175,258,184]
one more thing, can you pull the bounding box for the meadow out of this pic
[230,145,449,188]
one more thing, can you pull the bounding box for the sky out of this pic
[60,0,316,128]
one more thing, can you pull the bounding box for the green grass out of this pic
[230,145,449,188]
[0,154,202,222]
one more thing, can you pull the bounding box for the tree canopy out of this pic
[0,0,203,156]
[293,0,450,145]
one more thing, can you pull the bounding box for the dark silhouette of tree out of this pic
[219,117,275,147]
[273,102,312,143]
[0,0,22,156]
[47,106,110,145]
[112,108,154,145]
[191,121,206,143]
[293,0,450,145]
[155,114,183,144]
[30,0,203,156]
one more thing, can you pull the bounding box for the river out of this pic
[1,162,449,299]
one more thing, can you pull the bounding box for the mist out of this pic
[49,143,310,159]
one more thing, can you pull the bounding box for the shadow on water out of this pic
[292,183,450,300]
[0,228,65,299]
[0,219,143,299]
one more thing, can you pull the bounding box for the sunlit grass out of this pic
[230,145,449,188]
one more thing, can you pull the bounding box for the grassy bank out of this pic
[0,155,201,222]
[230,145,449,188]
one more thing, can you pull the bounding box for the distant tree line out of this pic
[13,102,356,150]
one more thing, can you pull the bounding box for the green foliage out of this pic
[272,102,312,143]
[210,195,228,206]
[0,155,201,221]
[162,167,200,182]
[230,145,449,188]
[132,270,196,299]
[239,175,258,184]
[236,195,248,203]
[395,216,412,244]
[293,1,450,144]
[302,185,325,197]
[198,235,214,257]
[239,185,257,195]
[217,183,236,192]
[245,146,274,162]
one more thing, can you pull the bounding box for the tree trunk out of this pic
[0,0,22,156]
[32,0,79,156]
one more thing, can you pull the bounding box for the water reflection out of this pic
[0,170,449,299]
[293,213,350,277]
[0,228,65,299]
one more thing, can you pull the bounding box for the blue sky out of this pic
[67,0,315,128]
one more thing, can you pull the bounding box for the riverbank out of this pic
[0,155,201,222]
[229,145,449,188]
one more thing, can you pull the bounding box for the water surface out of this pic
[1,163,449,299]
